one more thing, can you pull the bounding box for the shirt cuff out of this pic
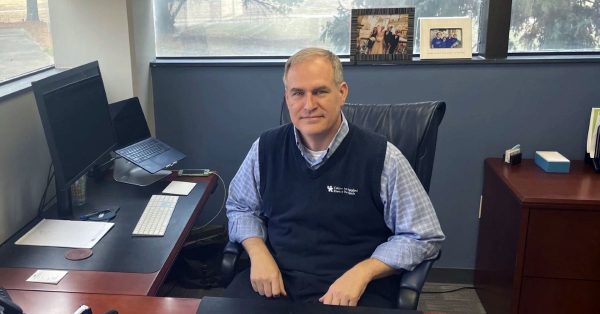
[228,217,267,243]
[371,240,440,272]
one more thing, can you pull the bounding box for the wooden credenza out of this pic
[475,158,600,314]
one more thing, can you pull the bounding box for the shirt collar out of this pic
[293,111,349,168]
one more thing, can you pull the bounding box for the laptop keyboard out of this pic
[118,139,168,163]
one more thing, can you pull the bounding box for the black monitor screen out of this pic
[109,97,151,149]
[35,66,116,188]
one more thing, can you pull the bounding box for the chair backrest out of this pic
[280,101,446,192]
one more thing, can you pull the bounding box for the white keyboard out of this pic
[132,195,179,236]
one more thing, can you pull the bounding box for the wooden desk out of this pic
[8,291,433,314]
[0,174,217,296]
[475,159,600,314]
[8,290,200,314]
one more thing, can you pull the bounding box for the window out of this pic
[153,0,484,57]
[0,0,53,83]
[509,0,600,53]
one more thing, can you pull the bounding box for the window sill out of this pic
[151,53,600,67]
[0,67,62,102]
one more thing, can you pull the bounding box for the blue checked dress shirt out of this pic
[226,113,445,271]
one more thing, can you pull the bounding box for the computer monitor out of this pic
[32,61,116,218]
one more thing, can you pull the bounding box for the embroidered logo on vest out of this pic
[326,185,359,196]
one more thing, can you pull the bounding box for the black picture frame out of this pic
[350,7,415,64]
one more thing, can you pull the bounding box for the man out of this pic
[431,32,445,48]
[446,32,461,48]
[384,25,394,54]
[225,48,444,308]
[389,30,401,54]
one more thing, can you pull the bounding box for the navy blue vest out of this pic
[259,123,391,282]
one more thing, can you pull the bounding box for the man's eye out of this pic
[316,90,328,95]
[292,91,304,96]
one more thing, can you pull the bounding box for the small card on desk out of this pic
[162,181,196,196]
[26,269,68,284]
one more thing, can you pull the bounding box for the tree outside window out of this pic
[509,0,600,52]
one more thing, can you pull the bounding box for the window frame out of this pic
[153,0,600,62]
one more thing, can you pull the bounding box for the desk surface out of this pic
[8,292,432,314]
[8,290,201,314]
[0,173,217,296]
[486,158,600,209]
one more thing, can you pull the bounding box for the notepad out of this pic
[26,269,68,284]
[15,219,114,249]
[162,181,196,196]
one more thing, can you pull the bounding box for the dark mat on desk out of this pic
[197,297,422,314]
[0,178,208,273]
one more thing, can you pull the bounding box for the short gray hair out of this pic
[283,48,344,87]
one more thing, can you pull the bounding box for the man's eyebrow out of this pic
[288,87,304,93]
[311,86,331,93]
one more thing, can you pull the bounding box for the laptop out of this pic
[110,97,185,174]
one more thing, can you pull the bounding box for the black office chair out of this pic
[222,100,446,310]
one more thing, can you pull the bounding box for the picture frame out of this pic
[419,17,472,60]
[350,7,415,64]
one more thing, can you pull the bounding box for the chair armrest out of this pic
[221,241,243,287]
[396,251,441,310]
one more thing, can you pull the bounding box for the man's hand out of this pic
[242,237,287,298]
[319,266,370,306]
[319,258,396,306]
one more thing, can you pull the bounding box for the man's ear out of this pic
[339,82,349,104]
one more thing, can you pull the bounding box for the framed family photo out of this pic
[350,7,415,64]
[419,17,472,60]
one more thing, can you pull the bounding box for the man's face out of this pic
[284,57,348,146]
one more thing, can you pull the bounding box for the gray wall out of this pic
[151,61,600,269]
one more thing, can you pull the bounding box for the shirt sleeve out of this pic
[371,142,445,271]
[226,138,267,243]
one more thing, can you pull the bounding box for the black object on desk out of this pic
[0,287,23,314]
[197,297,422,314]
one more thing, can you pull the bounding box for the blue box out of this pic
[534,151,570,173]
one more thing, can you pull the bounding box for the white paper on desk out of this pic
[26,269,68,284]
[15,219,114,249]
[162,180,196,196]
[587,108,600,157]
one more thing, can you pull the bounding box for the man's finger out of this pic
[263,281,273,298]
[271,279,281,297]
[250,280,258,293]
[330,294,342,306]
[349,299,358,307]
[340,297,351,306]
[320,292,333,305]
[279,276,288,296]
[256,280,266,296]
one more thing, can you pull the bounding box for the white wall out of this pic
[0,92,51,243]
[48,0,134,103]
[127,0,157,134]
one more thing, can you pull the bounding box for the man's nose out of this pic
[304,95,317,111]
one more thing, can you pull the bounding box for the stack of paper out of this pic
[587,108,600,158]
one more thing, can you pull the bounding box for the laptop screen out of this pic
[109,97,151,149]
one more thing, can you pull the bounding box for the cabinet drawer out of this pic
[519,277,600,313]
[523,209,600,280]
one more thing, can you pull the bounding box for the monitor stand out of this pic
[113,157,170,186]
